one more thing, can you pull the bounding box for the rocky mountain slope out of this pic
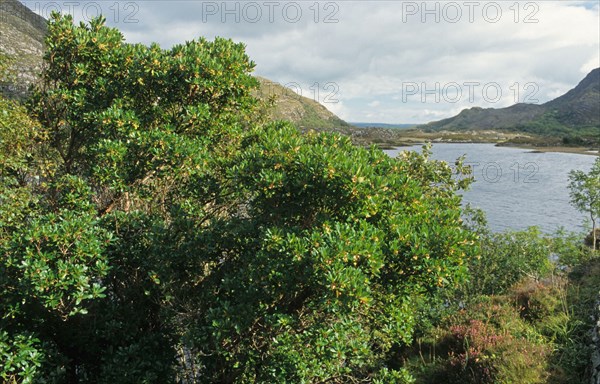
[0,0,46,97]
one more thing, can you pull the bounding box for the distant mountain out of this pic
[420,68,600,145]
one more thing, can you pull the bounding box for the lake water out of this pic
[384,144,597,233]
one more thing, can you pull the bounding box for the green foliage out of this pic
[514,111,574,137]
[1,13,258,381]
[568,158,600,250]
[182,126,474,381]
[510,278,571,340]
[30,13,258,180]
[548,258,600,383]
[372,367,416,384]
[401,205,600,384]
[4,175,111,318]
[551,228,596,267]
[0,331,44,384]
[1,14,477,382]
[1,13,595,383]
[408,289,556,384]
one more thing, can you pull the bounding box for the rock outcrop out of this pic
[0,0,47,98]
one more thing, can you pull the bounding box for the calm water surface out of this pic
[385,144,597,233]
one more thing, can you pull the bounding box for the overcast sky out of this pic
[24,0,600,124]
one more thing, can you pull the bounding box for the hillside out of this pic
[420,103,546,131]
[420,68,600,145]
[253,76,351,132]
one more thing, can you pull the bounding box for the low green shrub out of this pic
[461,207,554,298]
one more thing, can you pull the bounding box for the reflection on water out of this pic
[385,143,597,233]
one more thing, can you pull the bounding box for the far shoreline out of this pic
[496,144,599,156]
[369,128,599,156]
[376,141,600,156]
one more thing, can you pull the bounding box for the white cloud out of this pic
[25,0,600,124]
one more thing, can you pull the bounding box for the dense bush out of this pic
[551,228,596,267]
[0,15,476,382]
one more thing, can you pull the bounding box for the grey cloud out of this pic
[24,0,600,123]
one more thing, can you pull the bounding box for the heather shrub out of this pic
[424,299,550,384]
